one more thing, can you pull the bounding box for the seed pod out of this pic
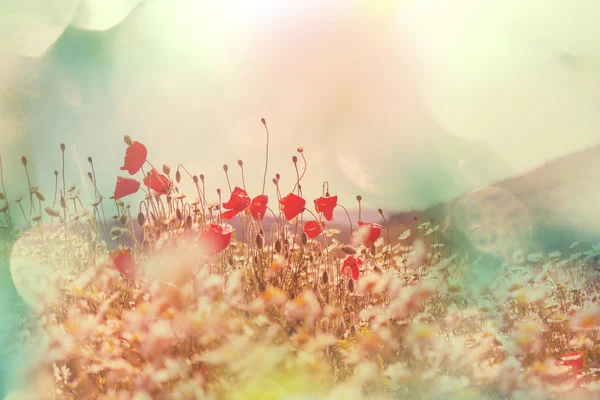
[137,212,145,227]
[87,157,93,163]
[275,173,280,181]
[348,278,355,293]
[272,178,278,185]
[275,239,282,253]
[199,174,204,182]
[192,175,198,184]
[301,232,308,245]
[374,265,383,275]
[292,156,298,164]
[297,147,304,153]
[256,234,264,249]
[322,271,329,285]
[341,245,356,255]
[261,117,266,124]
[176,170,181,183]
[223,164,228,172]
[21,156,28,166]
[370,245,376,256]
[124,135,133,146]
[162,164,171,175]
[45,207,60,217]
[60,196,67,209]
[176,208,182,221]
[34,191,45,202]
[237,159,243,167]
[60,143,66,152]
[119,214,128,226]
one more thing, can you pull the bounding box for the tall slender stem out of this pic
[261,118,269,195]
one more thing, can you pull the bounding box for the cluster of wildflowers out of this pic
[0,120,599,399]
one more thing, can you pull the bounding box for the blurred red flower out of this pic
[279,193,306,220]
[114,176,140,200]
[120,141,147,175]
[358,220,382,248]
[342,255,362,280]
[110,248,138,278]
[315,195,337,221]
[199,224,234,256]
[220,187,251,220]
[304,220,324,239]
[143,169,171,195]
[249,194,268,220]
[558,351,585,375]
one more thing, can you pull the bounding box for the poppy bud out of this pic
[261,117,266,125]
[192,175,198,184]
[292,156,298,164]
[174,170,181,183]
[124,135,133,146]
[87,172,93,181]
[185,215,192,230]
[322,270,329,285]
[348,278,355,293]
[176,208,182,221]
[378,208,383,216]
[54,170,58,177]
[356,195,362,202]
[301,232,308,245]
[35,191,45,202]
[341,245,356,255]
[87,157,93,163]
[275,239,282,253]
[21,156,27,166]
[297,147,304,153]
[60,143,66,152]
[237,159,243,167]
[256,234,264,249]
[374,265,383,275]
[199,174,204,182]
[216,188,221,195]
[162,164,171,175]
[370,245,376,256]
[223,164,228,172]
[119,214,128,226]
[228,255,234,266]
[272,178,278,185]
[276,173,280,180]
[137,212,145,227]
[60,196,67,209]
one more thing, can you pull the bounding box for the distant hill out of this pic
[388,144,600,256]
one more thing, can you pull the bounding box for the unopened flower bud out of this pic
[21,156,27,166]
[199,174,205,182]
[301,232,308,245]
[341,245,356,255]
[261,117,266,125]
[275,239,282,253]
[60,143,66,152]
[348,278,355,293]
[322,271,329,285]
[237,159,243,167]
[176,208,182,221]
[292,156,298,164]
[256,234,264,249]
[162,164,170,175]
[223,164,228,172]
[34,191,45,202]
[356,195,362,202]
[87,157,93,163]
[297,147,304,153]
[272,178,278,185]
[54,170,59,177]
[276,173,280,180]
[216,188,221,195]
[119,214,128,226]
[60,196,67,209]
[137,212,145,227]
[124,135,133,146]
[192,175,198,184]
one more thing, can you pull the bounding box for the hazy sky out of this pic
[1,0,599,219]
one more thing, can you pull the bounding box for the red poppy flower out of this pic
[249,194,268,220]
[558,351,585,375]
[120,141,147,175]
[279,193,306,220]
[114,176,140,200]
[358,220,382,248]
[143,169,171,195]
[342,255,362,280]
[220,187,251,220]
[110,248,138,278]
[199,224,234,257]
[315,195,337,221]
[304,220,324,239]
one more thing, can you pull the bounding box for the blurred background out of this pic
[2,0,600,395]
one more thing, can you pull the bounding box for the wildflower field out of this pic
[1,120,600,400]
